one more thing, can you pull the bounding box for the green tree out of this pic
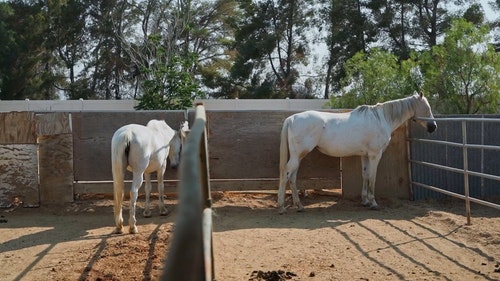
[84,0,134,100]
[115,0,236,103]
[409,0,455,49]
[47,0,89,99]
[135,36,203,110]
[368,0,414,60]
[194,0,240,98]
[329,48,418,108]
[229,0,312,98]
[0,1,61,100]
[320,0,376,98]
[421,18,500,113]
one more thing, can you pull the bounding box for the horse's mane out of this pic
[353,94,419,125]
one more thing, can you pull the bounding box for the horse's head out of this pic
[413,92,437,133]
[168,121,189,169]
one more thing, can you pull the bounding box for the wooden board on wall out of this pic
[207,111,341,188]
[72,111,187,181]
[342,124,409,199]
[38,134,74,204]
[0,112,36,144]
[0,144,39,207]
[73,178,338,194]
[36,112,71,136]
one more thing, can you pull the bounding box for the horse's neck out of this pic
[379,96,416,132]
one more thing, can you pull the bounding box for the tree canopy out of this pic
[0,0,499,112]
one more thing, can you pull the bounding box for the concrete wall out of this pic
[0,101,411,206]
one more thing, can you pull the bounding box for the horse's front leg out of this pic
[129,172,143,234]
[361,156,370,206]
[366,153,382,210]
[157,168,169,216]
[143,173,152,218]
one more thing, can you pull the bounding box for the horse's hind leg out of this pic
[143,173,152,218]
[284,155,304,212]
[278,169,289,214]
[289,168,304,212]
[157,168,169,216]
[278,157,301,214]
[129,172,143,234]
[113,179,125,234]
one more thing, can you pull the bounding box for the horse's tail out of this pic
[279,117,291,183]
[277,116,292,212]
[111,130,131,200]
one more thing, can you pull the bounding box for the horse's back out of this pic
[112,124,162,172]
[146,119,167,130]
[287,110,391,157]
[286,111,345,154]
[287,110,350,135]
[113,124,152,147]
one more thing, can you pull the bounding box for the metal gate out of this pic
[409,115,500,224]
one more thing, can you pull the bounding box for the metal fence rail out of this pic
[162,103,214,281]
[410,117,500,225]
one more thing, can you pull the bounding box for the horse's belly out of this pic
[316,144,365,157]
[126,158,164,174]
[317,131,389,157]
[144,160,163,174]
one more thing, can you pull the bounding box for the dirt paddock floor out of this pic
[1,191,499,281]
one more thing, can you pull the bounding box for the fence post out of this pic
[162,104,214,281]
[462,120,471,225]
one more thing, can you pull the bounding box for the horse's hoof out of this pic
[278,207,287,215]
[129,226,138,234]
[361,201,370,207]
[160,209,169,216]
[143,212,152,218]
[370,205,380,210]
[114,227,123,234]
[297,206,305,212]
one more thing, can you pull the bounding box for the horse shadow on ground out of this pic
[211,193,435,231]
[210,193,499,281]
[0,199,176,281]
[211,192,500,232]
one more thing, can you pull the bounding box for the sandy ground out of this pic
[1,191,499,281]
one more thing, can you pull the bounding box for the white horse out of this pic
[278,92,437,214]
[111,119,188,234]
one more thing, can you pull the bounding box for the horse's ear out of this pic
[419,91,423,98]
[179,121,189,140]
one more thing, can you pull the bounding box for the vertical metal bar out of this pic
[406,121,414,200]
[462,120,471,225]
[480,116,484,197]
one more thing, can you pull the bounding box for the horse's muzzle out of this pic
[427,122,437,133]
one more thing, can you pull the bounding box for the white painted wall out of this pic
[1,99,331,112]
[0,99,139,112]
[194,99,330,110]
